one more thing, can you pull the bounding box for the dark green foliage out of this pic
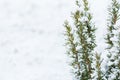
[64,0,96,80]
[105,0,120,50]
[95,53,104,80]
[64,21,81,79]
[105,0,120,79]
[64,0,120,80]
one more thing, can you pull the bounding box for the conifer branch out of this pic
[64,21,81,79]
[95,52,104,80]
[67,0,96,79]
[105,0,120,79]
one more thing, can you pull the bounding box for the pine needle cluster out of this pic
[64,0,120,80]
[105,0,120,79]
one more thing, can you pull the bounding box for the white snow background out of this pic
[0,0,111,80]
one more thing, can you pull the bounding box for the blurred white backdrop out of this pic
[0,0,110,80]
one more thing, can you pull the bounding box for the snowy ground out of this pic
[0,0,110,80]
